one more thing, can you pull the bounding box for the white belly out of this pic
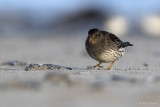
[99,48,125,62]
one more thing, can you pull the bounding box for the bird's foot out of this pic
[93,64,103,68]
[87,66,103,70]
[106,68,111,70]
[93,62,103,68]
[105,62,115,70]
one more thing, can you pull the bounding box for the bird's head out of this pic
[88,28,102,44]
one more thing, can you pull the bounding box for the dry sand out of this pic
[0,36,160,107]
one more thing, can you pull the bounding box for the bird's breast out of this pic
[87,44,125,62]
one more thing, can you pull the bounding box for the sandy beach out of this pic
[0,36,159,107]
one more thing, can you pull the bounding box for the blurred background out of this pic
[0,0,160,37]
[0,0,159,66]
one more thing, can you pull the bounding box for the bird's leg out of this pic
[106,62,114,70]
[93,62,103,67]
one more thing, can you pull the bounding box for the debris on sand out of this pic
[1,60,27,66]
[25,64,72,71]
[143,63,149,67]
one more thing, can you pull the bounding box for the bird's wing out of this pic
[101,31,123,48]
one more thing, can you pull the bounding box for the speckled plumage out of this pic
[85,28,133,70]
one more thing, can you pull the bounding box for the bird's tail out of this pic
[122,42,133,47]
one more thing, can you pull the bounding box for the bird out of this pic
[85,28,133,70]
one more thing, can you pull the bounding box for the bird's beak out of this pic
[89,37,93,43]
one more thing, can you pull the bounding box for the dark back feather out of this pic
[101,31,123,48]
